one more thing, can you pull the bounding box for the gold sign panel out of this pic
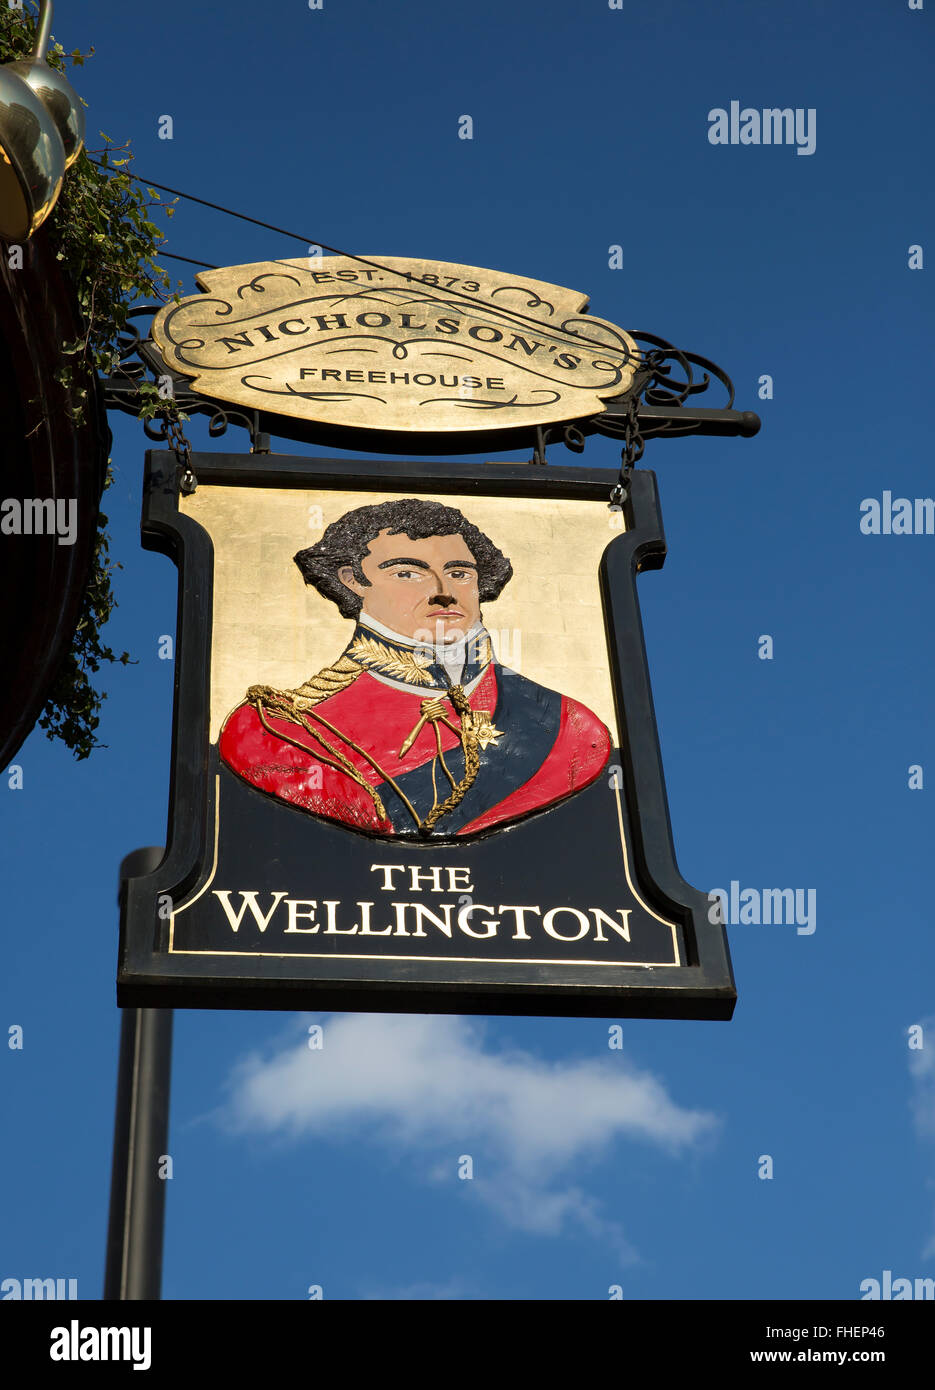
[179,484,623,747]
[151,255,639,439]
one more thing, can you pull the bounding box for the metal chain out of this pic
[609,397,644,509]
[162,411,197,494]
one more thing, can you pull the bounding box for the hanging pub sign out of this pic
[118,451,736,1018]
[115,253,757,1018]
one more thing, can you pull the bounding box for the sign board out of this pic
[150,257,640,452]
[117,452,735,1019]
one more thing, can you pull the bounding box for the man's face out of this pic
[338,529,481,644]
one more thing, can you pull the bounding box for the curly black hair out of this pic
[294,499,513,618]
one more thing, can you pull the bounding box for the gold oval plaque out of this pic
[150,255,640,444]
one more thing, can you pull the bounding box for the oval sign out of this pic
[150,255,639,444]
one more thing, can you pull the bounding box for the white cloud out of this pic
[908,1016,935,1135]
[358,1276,475,1301]
[218,1012,718,1253]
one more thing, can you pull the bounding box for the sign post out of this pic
[105,849,173,1301]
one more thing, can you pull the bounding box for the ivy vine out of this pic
[2,2,186,759]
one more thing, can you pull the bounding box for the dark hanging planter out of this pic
[0,221,111,769]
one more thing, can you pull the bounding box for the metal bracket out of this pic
[529,421,587,466]
[100,306,273,458]
[100,310,760,463]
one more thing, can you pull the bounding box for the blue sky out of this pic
[2,0,934,1301]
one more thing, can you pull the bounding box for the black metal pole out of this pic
[104,848,173,1300]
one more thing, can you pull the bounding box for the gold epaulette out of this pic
[290,654,363,706]
[244,656,361,725]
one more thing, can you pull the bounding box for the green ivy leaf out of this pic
[1,7,185,761]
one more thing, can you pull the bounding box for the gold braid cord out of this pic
[419,685,482,837]
[242,666,484,837]
[247,681,390,824]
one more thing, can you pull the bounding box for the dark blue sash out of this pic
[385,665,562,836]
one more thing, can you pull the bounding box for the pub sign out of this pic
[117,256,740,1019]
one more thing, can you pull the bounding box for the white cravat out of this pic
[359,612,485,688]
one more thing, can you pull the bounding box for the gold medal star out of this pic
[456,702,503,751]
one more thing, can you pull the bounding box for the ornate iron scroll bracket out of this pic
[530,421,586,466]
[531,331,758,471]
[101,310,758,467]
[100,306,273,467]
[584,331,760,505]
[593,331,761,447]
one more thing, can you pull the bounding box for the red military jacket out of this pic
[219,652,611,840]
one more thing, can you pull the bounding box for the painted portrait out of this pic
[218,498,611,838]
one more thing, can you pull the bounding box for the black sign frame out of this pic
[117,450,735,1019]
